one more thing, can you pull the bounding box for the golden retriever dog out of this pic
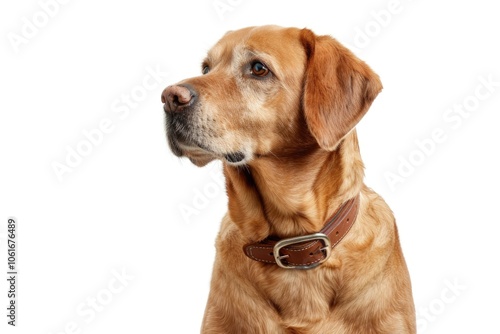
[162,25,416,333]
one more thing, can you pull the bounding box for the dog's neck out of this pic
[223,130,364,242]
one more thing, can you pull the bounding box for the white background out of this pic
[1,0,499,333]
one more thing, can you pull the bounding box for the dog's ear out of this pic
[300,29,382,151]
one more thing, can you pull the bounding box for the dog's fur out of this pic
[163,25,416,333]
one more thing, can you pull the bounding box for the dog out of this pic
[162,25,416,333]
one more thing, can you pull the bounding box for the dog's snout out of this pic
[162,85,196,112]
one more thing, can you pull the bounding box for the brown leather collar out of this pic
[243,194,360,269]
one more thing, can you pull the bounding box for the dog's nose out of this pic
[161,85,196,112]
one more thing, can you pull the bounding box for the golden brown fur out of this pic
[163,25,415,333]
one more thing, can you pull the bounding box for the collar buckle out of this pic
[273,233,331,270]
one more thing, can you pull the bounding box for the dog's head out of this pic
[162,26,382,167]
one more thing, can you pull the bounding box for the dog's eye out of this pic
[202,65,210,75]
[251,62,270,77]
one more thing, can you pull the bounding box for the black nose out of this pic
[161,85,196,112]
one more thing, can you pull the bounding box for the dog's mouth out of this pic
[223,152,246,164]
[174,143,248,167]
[167,131,216,167]
[178,143,248,167]
[178,144,216,167]
[166,122,249,167]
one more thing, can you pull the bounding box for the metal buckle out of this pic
[273,233,332,270]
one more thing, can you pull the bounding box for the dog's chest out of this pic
[258,269,338,322]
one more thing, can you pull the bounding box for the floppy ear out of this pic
[300,29,382,151]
